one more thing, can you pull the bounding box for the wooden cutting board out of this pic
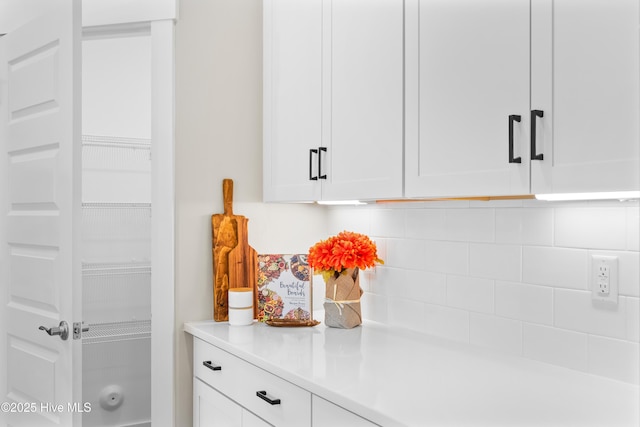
[211,179,257,321]
[228,216,258,318]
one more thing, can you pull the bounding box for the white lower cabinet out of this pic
[193,338,379,427]
[193,338,310,427]
[312,395,378,427]
[194,378,271,427]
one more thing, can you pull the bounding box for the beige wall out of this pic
[174,1,327,424]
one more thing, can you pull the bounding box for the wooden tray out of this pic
[265,319,320,328]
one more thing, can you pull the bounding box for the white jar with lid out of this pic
[228,287,254,326]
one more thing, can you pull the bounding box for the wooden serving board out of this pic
[228,216,258,318]
[212,179,257,321]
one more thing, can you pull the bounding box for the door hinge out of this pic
[73,322,89,340]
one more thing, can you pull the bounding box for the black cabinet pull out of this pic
[508,115,522,164]
[309,149,318,180]
[256,390,281,405]
[318,147,327,179]
[203,360,222,371]
[531,110,544,160]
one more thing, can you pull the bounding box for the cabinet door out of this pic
[194,378,242,427]
[405,0,530,198]
[312,395,378,427]
[263,0,322,202]
[530,0,640,194]
[321,0,404,201]
[243,410,272,427]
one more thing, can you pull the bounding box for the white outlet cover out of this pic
[590,255,618,305]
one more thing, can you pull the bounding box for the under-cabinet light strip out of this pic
[535,191,640,201]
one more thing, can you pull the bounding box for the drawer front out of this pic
[194,338,311,427]
[194,338,244,398]
[236,361,310,427]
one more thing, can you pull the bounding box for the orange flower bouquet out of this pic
[308,231,383,328]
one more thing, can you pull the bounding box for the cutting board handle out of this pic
[223,178,233,215]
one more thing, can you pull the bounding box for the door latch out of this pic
[73,322,89,340]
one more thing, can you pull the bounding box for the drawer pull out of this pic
[256,390,281,405]
[203,360,222,371]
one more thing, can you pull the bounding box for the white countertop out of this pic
[184,319,639,427]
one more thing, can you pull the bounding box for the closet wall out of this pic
[81,29,152,427]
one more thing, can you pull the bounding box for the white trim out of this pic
[0,31,8,427]
[150,18,176,427]
[82,21,151,40]
[82,0,177,27]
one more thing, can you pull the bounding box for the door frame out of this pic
[0,7,175,427]
[81,18,176,426]
[149,18,176,426]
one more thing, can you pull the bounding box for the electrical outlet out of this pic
[591,255,618,305]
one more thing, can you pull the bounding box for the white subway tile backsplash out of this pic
[373,238,387,268]
[470,313,522,356]
[523,323,588,371]
[331,202,638,383]
[361,292,388,324]
[327,207,370,235]
[384,238,425,270]
[423,241,469,275]
[495,209,521,244]
[618,252,640,298]
[469,243,520,281]
[588,336,639,384]
[555,207,628,250]
[368,267,405,296]
[370,208,405,238]
[446,275,494,314]
[522,208,554,246]
[495,281,553,325]
[522,246,588,290]
[405,209,446,240]
[423,303,470,343]
[628,207,639,251]
[496,208,554,246]
[444,208,494,242]
[627,297,639,342]
[554,289,627,340]
[404,269,447,305]
[388,296,424,332]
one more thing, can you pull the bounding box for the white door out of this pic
[322,0,404,201]
[0,2,82,426]
[405,0,530,198]
[530,0,640,194]
[263,0,323,202]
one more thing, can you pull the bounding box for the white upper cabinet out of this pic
[406,0,639,199]
[266,0,639,202]
[263,0,323,202]
[263,0,404,202]
[405,0,532,198]
[530,0,640,194]
[321,0,404,201]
